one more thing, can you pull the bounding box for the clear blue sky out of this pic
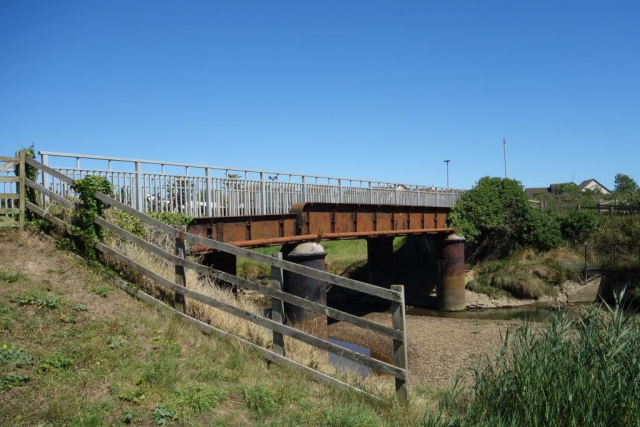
[1,1,638,189]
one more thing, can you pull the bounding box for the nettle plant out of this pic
[71,176,113,262]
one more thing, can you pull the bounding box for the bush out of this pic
[560,210,599,243]
[523,209,563,250]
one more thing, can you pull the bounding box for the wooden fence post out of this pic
[271,252,285,357]
[391,284,408,402]
[174,227,187,313]
[18,150,25,229]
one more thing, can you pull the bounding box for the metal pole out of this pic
[205,168,212,216]
[444,160,451,188]
[503,137,508,179]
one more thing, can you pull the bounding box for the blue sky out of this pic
[1,1,638,189]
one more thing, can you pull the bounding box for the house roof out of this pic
[549,182,577,190]
[525,187,550,198]
[578,179,610,192]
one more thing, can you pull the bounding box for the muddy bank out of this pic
[465,279,601,309]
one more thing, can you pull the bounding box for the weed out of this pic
[0,270,25,283]
[71,303,87,311]
[0,374,30,392]
[243,383,280,419]
[170,383,227,415]
[0,305,14,331]
[39,353,73,372]
[107,336,125,349]
[11,292,64,309]
[119,387,147,403]
[152,407,175,425]
[91,286,109,297]
[56,237,76,251]
[0,344,35,368]
[122,411,135,424]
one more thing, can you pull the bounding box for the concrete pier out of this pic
[438,234,466,311]
[366,236,395,288]
[282,242,328,338]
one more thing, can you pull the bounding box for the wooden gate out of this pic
[0,152,25,229]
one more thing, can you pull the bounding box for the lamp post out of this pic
[444,160,451,188]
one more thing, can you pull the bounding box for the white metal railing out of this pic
[38,151,462,217]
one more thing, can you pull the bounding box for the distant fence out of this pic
[584,244,640,283]
[37,151,461,218]
[530,199,640,216]
[18,152,410,402]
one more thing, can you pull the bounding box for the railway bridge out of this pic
[33,151,466,312]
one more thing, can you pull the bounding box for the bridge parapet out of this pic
[38,151,462,218]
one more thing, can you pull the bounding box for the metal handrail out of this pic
[39,150,461,191]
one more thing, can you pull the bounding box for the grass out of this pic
[438,296,640,426]
[4,225,639,424]
[0,230,447,426]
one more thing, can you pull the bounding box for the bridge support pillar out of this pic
[438,234,466,311]
[201,251,237,292]
[282,242,328,338]
[366,237,395,288]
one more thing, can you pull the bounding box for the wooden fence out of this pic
[15,153,410,402]
[0,152,25,228]
[529,199,640,216]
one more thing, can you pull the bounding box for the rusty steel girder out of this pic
[189,202,452,249]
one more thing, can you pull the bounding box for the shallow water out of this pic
[405,305,590,323]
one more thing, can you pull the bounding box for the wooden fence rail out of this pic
[0,152,25,228]
[15,154,410,402]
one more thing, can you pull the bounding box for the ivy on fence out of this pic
[71,176,113,262]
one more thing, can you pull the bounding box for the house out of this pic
[525,179,610,198]
[578,179,611,195]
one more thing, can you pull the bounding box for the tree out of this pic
[614,173,638,193]
[447,177,530,247]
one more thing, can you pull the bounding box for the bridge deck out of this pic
[189,202,452,248]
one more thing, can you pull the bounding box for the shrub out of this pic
[560,210,599,243]
[523,209,563,250]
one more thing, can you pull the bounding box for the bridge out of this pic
[30,150,466,312]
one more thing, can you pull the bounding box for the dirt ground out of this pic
[329,312,518,388]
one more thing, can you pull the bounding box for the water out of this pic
[328,339,373,376]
